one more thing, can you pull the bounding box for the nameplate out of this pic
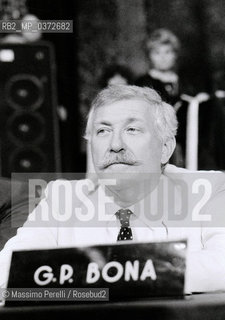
[6,240,187,305]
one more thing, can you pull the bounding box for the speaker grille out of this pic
[5,74,44,111]
[6,112,45,145]
[9,148,47,172]
[0,42,61,177]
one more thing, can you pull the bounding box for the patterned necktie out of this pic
[116,209,133,241]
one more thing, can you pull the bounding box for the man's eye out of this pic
[127,127,140,134]
[97,128,110,135]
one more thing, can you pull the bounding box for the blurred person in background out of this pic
[135,28,185,166]
[135,28,181,107]
[99,64,134,88]
[135,28,221,170]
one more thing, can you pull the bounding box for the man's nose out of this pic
[110,131,125,152]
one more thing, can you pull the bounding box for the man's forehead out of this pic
[93,98,155,120]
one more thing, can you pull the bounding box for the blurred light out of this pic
[174,243,186,251]
[215,90,225,98]
[0,49,15,62]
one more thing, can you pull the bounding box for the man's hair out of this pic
[84,85,178,143]
[146,28,180,54]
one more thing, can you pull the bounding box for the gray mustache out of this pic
[97,151,137,169]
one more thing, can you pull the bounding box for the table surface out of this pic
[1,292,225,320]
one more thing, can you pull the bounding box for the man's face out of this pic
[91,99,163,181]
[149,44,177,71]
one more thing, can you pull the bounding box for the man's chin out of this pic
[96,168,145,185]
[104,163,134,171]
[99,163,137,177]
[96,167,161,184]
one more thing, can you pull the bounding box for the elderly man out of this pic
[0,85,225,293]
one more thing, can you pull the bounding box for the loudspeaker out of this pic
[0,41,61,178]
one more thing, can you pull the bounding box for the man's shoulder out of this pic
[164,164,225,193]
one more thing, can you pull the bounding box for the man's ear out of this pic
[161,137,176,164]
[86,141,96,174]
